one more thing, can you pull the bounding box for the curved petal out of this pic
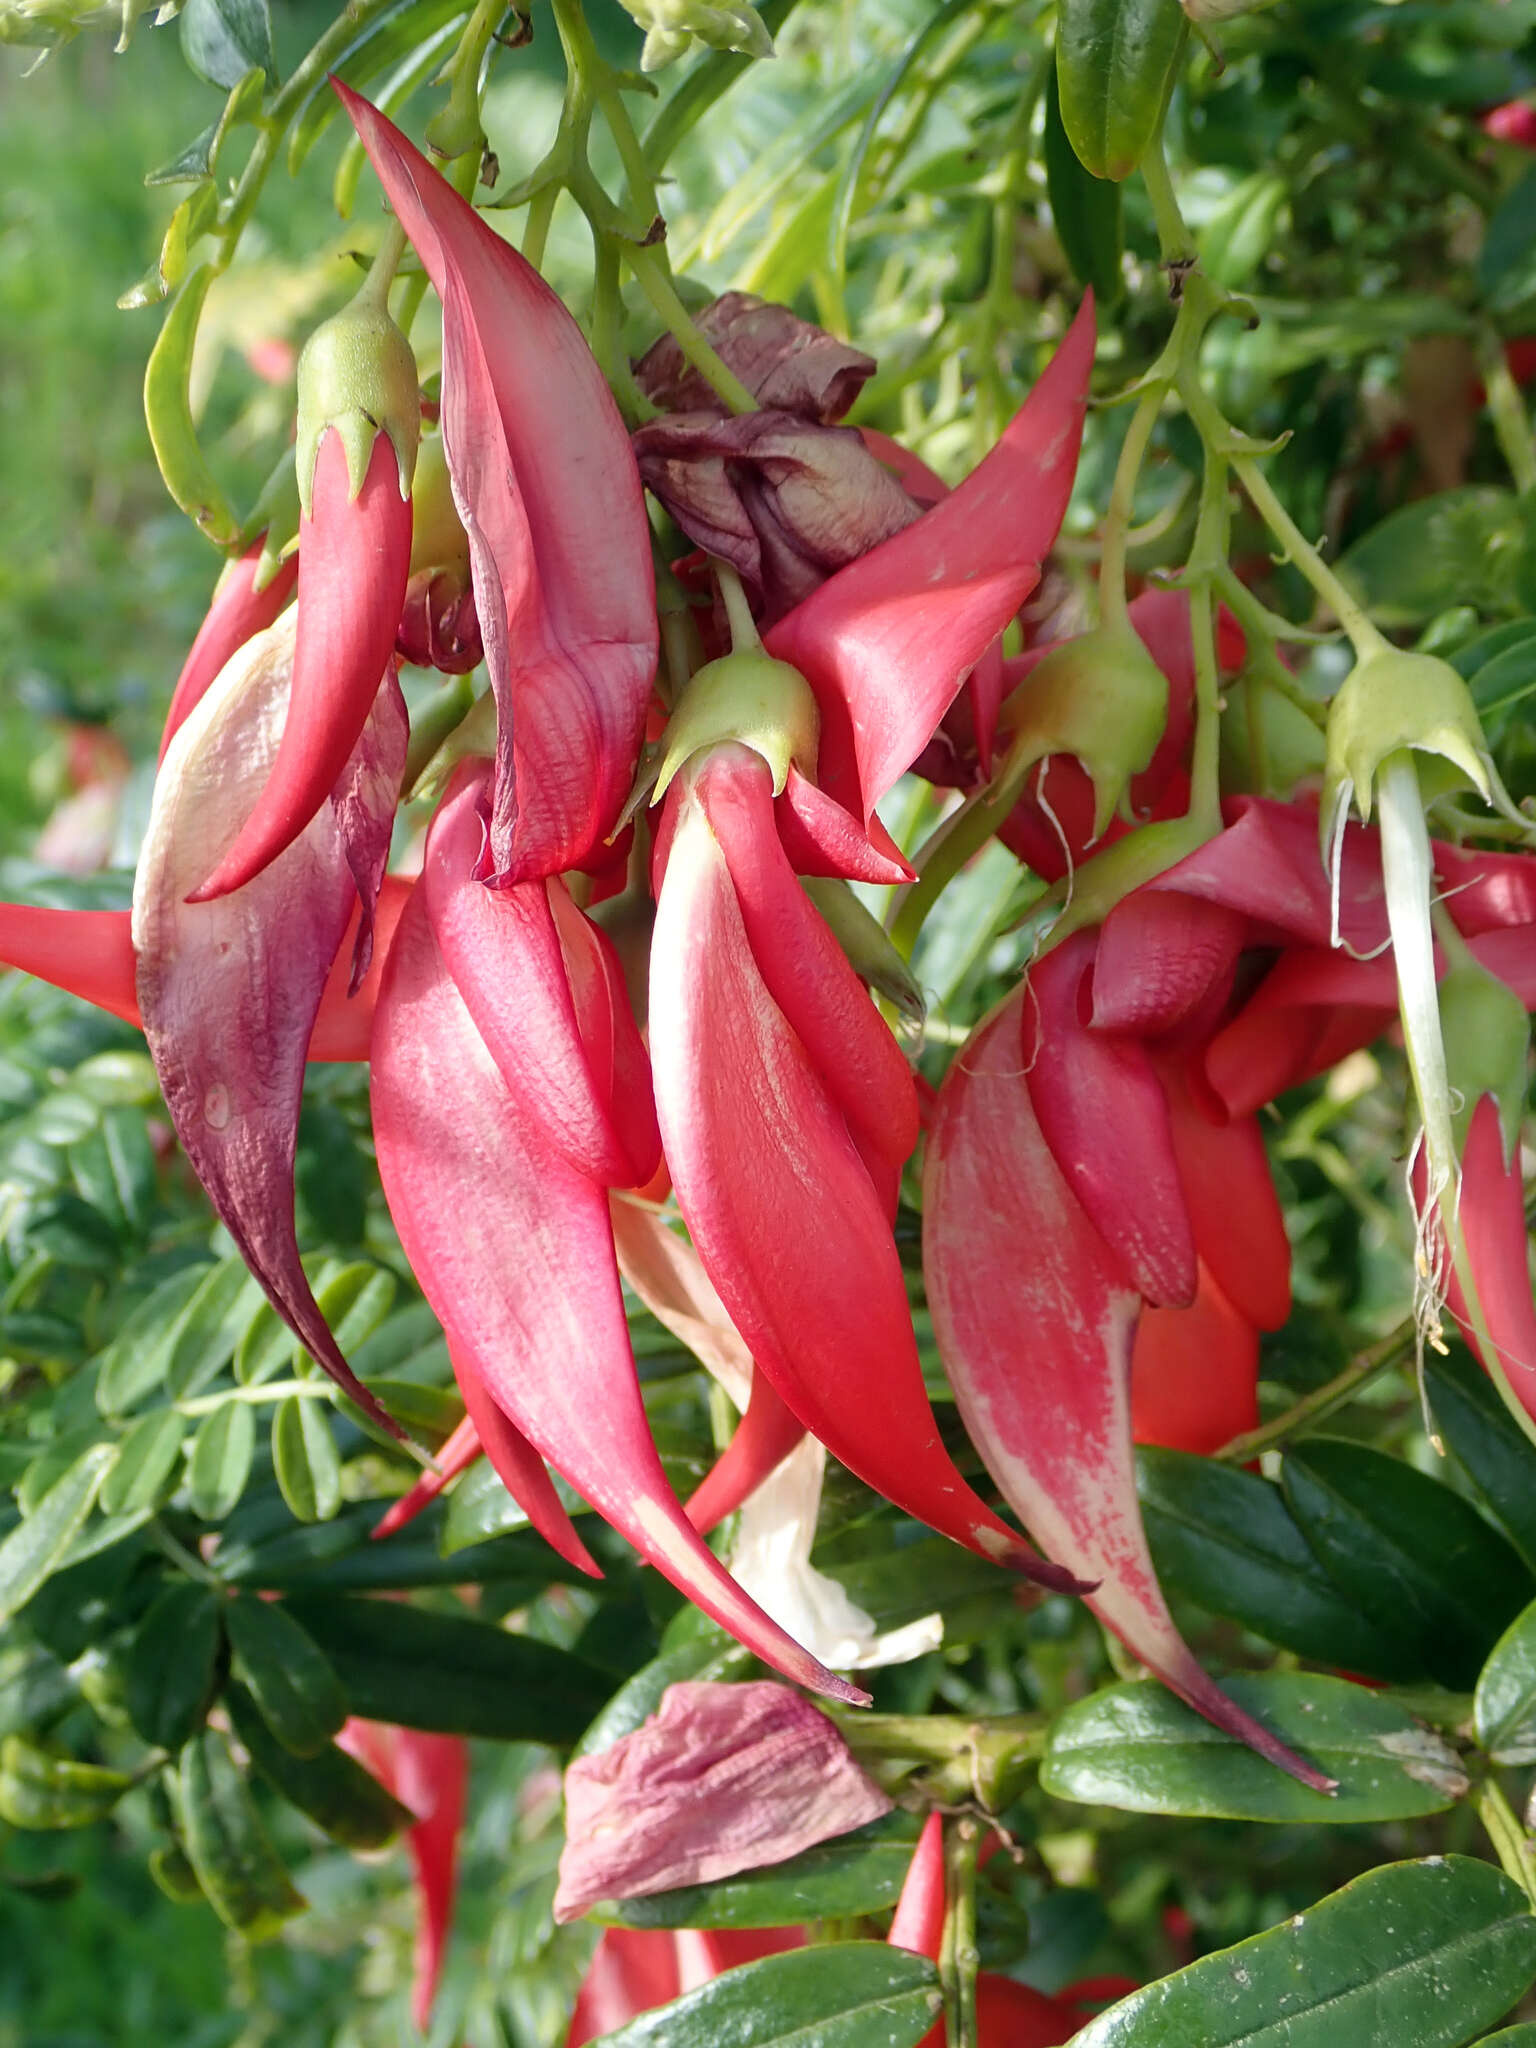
[160,543,297,762]
[1452,1093,1536,1414]
[775,767,914,885]
[766,298,1095,821]
[567,1931,682,2047]
[132,613,403,1437]
[1130,1261,1260,1455]
[701,748,918,1169]
[1028,932,1196,1308]
[370,888,864,1703]
[372,1414,482,1540]
[923,991,1331,1790]
[423,767,652,1185]
[452,1344,601,1577]
[336,86,656,881]
[1162,1060,1291,1333]
[190,432,411,901]
[650,777,1079,1590]
[685,1370,807,1535]
[1091,894,1246,1038]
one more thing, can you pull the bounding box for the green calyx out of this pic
[801,877,924,1029]
[295,301,420,517]
[1323,647,1497,831]
[407,433,470,579]
[1219,673,1327,800]
[620,0,773,71]
[1438,946,1531,1158]
[995,620,1171,841]
[652,648,819,803]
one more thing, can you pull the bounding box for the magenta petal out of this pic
[370,889,865,1704]
[423,767,652,1186]
[775,767,915,884]
[1092,894,1246,1038]
[924,992,1332,1791]
[190,433,412,902]
[451,1346,601,1577]
[701,749,918,1170]
[1027,933,1196,1308]
[553,1680,891,1923]
[1452,1094,1536,1413]
[650,772,1080,1590]
[765,297,1095,820]
[133,614,404,1437]
[336,86,656,880]
[546,880,662,1188]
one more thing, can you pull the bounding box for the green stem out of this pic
[1215,1323,1414,1462]
[1477,1778,1536,1909]
[147,1520,226,1591]
[1478,327,1536,497]
[715,561,762,650]
[941,1816,981,2048]
[522,181,558,269]
[1139,122,1197,269]
[623,243,759,414]
[889,779,1025,958]
[1099,387,1165,629]
[176,1379,336,1418]
[1229,453,1386,658]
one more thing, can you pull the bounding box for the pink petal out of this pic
[1027,932,1196,1308]
[452,1344,600,1577]
[775,766,915,884]
[1452,1094,1536,1414]
[766,298,1095,821]
[1091,894,1246,1038]
[567,1931,683,2047]
[370,887,865,1703]
[372,1414,483,1540]
[423,766,655,1186]
[1162,1059,1291,1333]
[336,86,656,881]
[190,432,411,901]
[553,1680,891,1922]
[887,1811,945,1961]
[685,1369,808,1536]
[331,670,408,991]
[701,749,918,1169]
[923,990,1332,1790]
[133,617,405,1438]
[160,542,298,762]
[1131,1261,1259,1455]
[1147,798,1387,955]
[649,770,1080,1590]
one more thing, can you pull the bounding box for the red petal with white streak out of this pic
[1028,932,1196,1308]
[371,888,865,1703]
[650,773,1080,1590]
[336,86,656,881]
[923,990,1332,1790]
[133,614,403,1438]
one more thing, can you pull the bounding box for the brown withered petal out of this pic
[634,292,876,423]
[633,411,922,627]
[552,1680,891,1922]
[396,567,484,676]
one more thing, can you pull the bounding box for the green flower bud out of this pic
[1218,673,1326,800]
[800,877,924,1031]
[653,648,819,802]
[0,0,158,53]
[1323,646,1499,830]
[408,432,470,580]
[295,299,420,517]
[1439,950,1531,1157]
[996,619,1170,841]
[620,0,774,72]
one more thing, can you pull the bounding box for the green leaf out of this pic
[1427,1350,1536,1574]
[166,1258,264,1400]
[186,1401,257,1522]
[177,1731,306,1941]
[125,1584,224,1752]
[283,0,472,172]
[1337,488,1525,626]
[1482,2031,1536,2045]
[0,1444,116,1624]
[223,1497,573,1592]
[1054,0,1185,182]
[178,0,275,90]
[313,1262,396,1354]
[100,1409,186,1517]
[1043,64,1124,303]
[1071,1857,1536,2047]
[235,1302,297,1387]
[271,1396,341,1525]
[18,1427,112,1516]
[283,1592,611,1744]
[1282,1438,1534,1688]
[0,1641,75,1738]
[1200,170,1288,290]
[1480,162,1536,309]
[148,1841,205,1904]
[441,1453,544,1553]
[225,1594,346,1757]
[0,1736,132,1830]
[1040,1672,1467,1821]
[1476,1596,1536,1762]
[592,1942,940,2048]
[1138,1447,1417,1678]
[595,1813,925,1932]
[225,1684,411,1850]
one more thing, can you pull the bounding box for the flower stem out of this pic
[1478,326,1536,497]
[1477,1778,1536,1909]
[941,1815,981,2048]
[1229,453,1387,659]
[622,243,760,415]
[1215,1322,1414,1463]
